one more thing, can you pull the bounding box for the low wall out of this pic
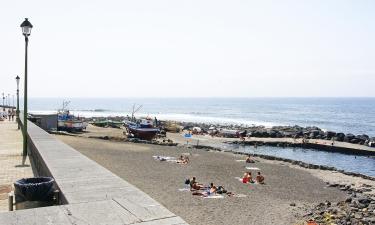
[0,116,188,225]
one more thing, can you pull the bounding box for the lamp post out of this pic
[20,18,33,158]
[16,76,20,129]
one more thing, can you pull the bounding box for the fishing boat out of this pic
[57,101,87,132]
[90,119,123,128]
[124,118,159,140]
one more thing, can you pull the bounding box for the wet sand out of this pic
[55,133,347,225]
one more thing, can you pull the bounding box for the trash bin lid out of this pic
[14,177,55,202]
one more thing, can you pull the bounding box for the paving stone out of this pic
[63,200,140,225]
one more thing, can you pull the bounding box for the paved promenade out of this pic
[0,120,33,212]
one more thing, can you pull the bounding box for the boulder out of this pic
[335,133,345,142]
[344,133,355,142]
[325,131,336,139]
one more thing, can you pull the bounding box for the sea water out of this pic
[227,144,375,177]
[28,97,375,136]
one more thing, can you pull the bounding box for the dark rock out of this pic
[335,133,346,142]
[326,131,337,139]
[344,133,355,142]
[358,197,371,205]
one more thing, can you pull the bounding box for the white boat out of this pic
[57,101,87,132]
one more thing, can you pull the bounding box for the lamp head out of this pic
[20,18,33,36]
[16,75,20,87]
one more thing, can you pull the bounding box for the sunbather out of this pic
[190,177,204,190]
[246,156,255,163]
[209,183,217,194]
[177,155,189,164]
[242,173,249,183]
[242,172,254,183]
[256,172,265,184]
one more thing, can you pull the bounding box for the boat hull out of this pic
[58,120,87,132]
[127,126,159,140]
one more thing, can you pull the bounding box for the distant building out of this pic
[29,114,58,131]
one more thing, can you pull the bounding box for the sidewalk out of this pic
[0,120,33,212]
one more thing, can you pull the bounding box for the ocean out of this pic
[28,97,375,137]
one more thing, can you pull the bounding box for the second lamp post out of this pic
[20,18,33,157]
[16,75,20,129]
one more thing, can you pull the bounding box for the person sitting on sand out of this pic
[190,177,204,190]
[247,172,254,183]
[209,183,217,194]
[177,155,189,164]
[246,156,255,163]
[256,172,265,184]
[242,172,249,183]
[242,172,254,183]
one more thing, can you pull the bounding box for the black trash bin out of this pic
[14,177,55,209]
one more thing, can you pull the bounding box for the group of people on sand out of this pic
[242,171,264,184]
[154,154,190,164]
[185,177,232,197]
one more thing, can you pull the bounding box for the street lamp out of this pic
[16,76,20,129]
[20,18,33,158]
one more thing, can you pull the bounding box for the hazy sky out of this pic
[1,0,374,97]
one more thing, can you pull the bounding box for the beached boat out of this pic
[124,118,159,140]
[57,101,87,132]
[90,120,123,128]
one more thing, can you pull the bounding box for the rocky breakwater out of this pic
[176,121,375,148]
[247,125,375,147]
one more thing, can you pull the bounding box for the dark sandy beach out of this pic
[55,132,347,225]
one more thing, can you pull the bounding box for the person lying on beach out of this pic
[256,172,265,184]
[191,183,219,197]
[177,155,189,164]
[216,186,227,194]
[245,156,255,163]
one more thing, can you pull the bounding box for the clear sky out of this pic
[1,0,374,98]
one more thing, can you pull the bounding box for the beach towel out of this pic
[178,188,190,192]
[203,195,224,199]
[235,159,246,162]
[231,194,247,198]
[153,156,177,162]
[245,167,260,170]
